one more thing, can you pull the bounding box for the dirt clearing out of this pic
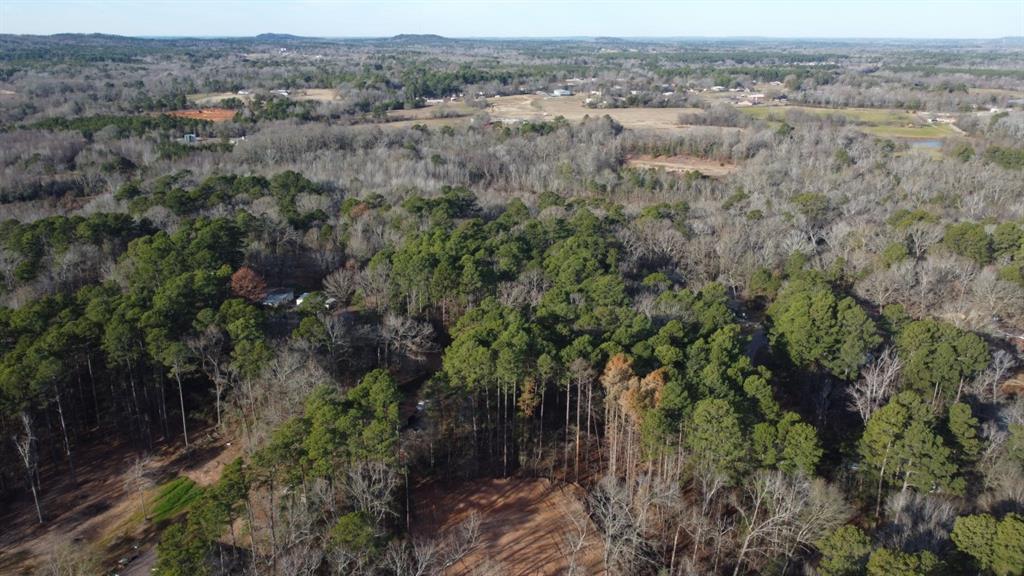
[412,477,606,575]
[628,154,737,177]
[165,108,237,122]
[0,430,239,575]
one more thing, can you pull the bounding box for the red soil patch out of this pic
[165,108,236,122]
[412,477,606,575]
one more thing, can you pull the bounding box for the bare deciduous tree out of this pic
[13,412,42,524]
[186,325,230,431]
[323,267,358,304]
[344,461,400,533]
[849,347,903,424]
[731,471,848,576]
[124,455,153,520]
[359,263,392,311]
[382,313,437,365]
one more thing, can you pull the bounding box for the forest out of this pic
[0,32,1023,576]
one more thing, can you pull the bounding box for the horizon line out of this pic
[4,32,1023,42]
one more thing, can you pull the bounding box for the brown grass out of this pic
[412,477,606,576]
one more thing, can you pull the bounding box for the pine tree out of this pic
[687,398,748,483]
[816,525,872,576]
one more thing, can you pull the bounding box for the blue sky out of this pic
[2,1,1022,39]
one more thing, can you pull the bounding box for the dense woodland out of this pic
[1,33,1024,576]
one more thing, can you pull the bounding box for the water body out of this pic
[909,139,943,149]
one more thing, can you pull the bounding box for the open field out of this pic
[412,477,606,575]
[188,88,338,106]
[384,94,705,134]
[188,91,250,106]
[386,101,476,122]
[488,94,702,133]
[165,108,237,122]
[290,88,339,102]
[627,154,738,177]
[740,104,919,125]
[862,124,960,139]
[740,104,964,139]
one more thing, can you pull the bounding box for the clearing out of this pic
[0,430,240,575]
[188,88,338,107]
[627,154,737,177]
[381,94,704,135]
[165,108,237,122]
[739,104,962,140]
[488,94,701,133]
[386,101,476,122]
[412,477,606,575]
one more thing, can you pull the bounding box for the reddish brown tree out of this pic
[231,266,267,303]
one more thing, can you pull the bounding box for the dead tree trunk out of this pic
[13,412,43,524]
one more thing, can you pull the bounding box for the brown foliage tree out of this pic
[230,266,267,303]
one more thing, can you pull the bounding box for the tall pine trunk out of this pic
[174,364,189,449]
[54,389,75,481]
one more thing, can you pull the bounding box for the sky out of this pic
[1,0,1022,39]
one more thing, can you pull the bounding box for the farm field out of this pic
[488,94,702,132]
[740,104,919,125]
[740,104,963,139]
[386,94,706,134]
[385,100,476,121]
[412,477,606,575]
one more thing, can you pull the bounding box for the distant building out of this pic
[262,288,294,308]
[182,133,198,144]
[551,89,573,97]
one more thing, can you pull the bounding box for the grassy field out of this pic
[741,105,917,125]
[862,124,958,139]
[147,477,203,523]
[740,104,962,140]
